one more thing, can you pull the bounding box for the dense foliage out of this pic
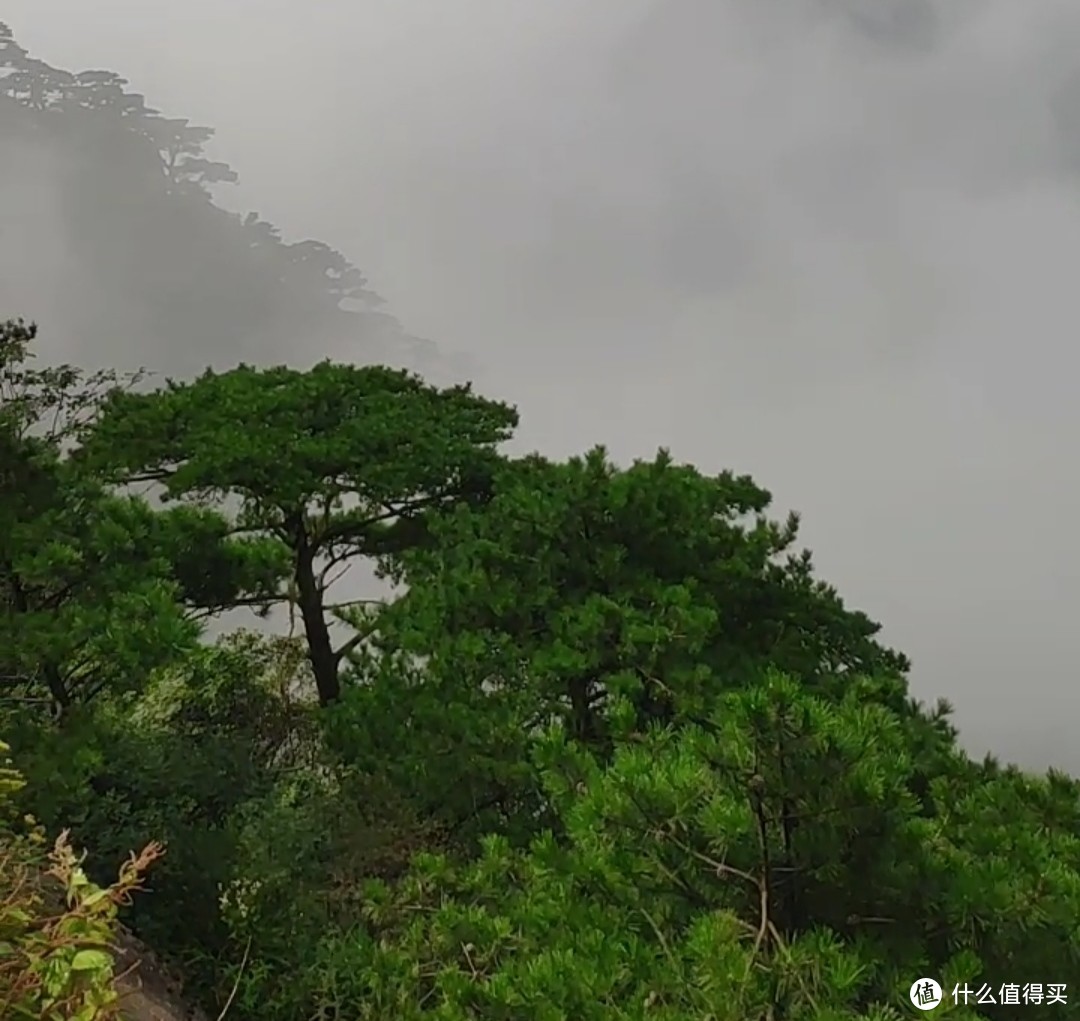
[0,736,161,1020]
[3,314,1079,1021]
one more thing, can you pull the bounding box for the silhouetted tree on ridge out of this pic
[0,21,441,378]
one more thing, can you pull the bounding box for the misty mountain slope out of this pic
[0,22,442,379]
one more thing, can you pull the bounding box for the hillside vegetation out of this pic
[2,311,1079,1021]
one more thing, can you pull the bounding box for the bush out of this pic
[0,738,163,1020]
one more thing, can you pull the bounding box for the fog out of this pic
[5,0,1080,770]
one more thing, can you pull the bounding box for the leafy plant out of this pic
[0,738,163,1020]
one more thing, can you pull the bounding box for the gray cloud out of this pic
[6,0,1080,769]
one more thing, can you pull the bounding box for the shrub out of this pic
[0,738,163,1020]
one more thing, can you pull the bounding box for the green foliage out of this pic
[287,676,1076,1020]
[1,477,201,712]
[82,361,517,518]
[4,335,1079,1021]
[9,633,317,977]
[1,323,286,715]
[389,446,907,729]
[80,361,518,704]
[1,321,191,713]
[0,738,162,1020]
[325,646,542,849]
[365,447,912,842]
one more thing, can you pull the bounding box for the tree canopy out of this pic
[78,360,518,705]
[0,319,283,717]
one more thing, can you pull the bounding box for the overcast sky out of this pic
[6,0,1080,770]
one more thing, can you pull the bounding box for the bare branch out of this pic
[324,598,385,613]
[311,493,448,553]
[318,560,351,594]
[332,626,379,665]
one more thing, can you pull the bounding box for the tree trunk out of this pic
[568,676,598,745]
[293,537,340,706]
[3,561,71,714]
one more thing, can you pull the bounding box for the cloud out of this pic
[6,0,1080,769]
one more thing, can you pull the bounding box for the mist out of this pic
[5,0,1080,770]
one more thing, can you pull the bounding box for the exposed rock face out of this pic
[112,929,210,1021]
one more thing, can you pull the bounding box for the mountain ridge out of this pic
[0,21,451,381]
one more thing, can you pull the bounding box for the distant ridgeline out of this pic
[0,22,450,379]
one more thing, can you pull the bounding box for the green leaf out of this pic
[70,948,112,972]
